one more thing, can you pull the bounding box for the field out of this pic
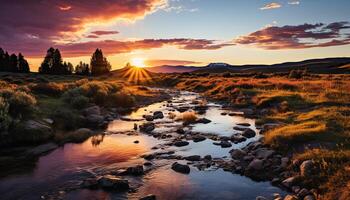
[155,72,350,199]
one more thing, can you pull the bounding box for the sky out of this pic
[0,0,350,71]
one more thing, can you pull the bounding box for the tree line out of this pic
[0,47,111,76]
[0,48,30,73]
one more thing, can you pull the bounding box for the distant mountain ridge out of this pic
[145,57,350,74]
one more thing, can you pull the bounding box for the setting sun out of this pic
[130,58,147,68]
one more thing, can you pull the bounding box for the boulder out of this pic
[153,111,164,119]
[233,126,248,131]
[220,141,232,148]
[240,108,254,116]
[230,149,247,159]
[204,155,212,161]
[176,128,185,134]
[196,118,211,124]
[255,148,275,160]
[247,159,264,171]
[144,115,154,121]
[237,123,250,127]
[242,128,256,138]
[300,160,314,177]
[98,175,129,190]
[192,135,206,142]
[231,135,247,143]
[140,194,157,200]
[171,162,190,174]
[14,120,53,143]
[185,155,201,161]
[139,123,155,133]
[84,106,101,116]
[282,177,297,188]
[86,114,104,126]
[126,165,144,176]
[174,141,189,147]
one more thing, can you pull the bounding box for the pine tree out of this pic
[39,47,55,74]
[18,53,30,73]
[9,54,18,72]
[0,48,5,71]
[75,61,90,75]
[90,49,111,76]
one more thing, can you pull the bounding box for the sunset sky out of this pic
[1,0,350,71]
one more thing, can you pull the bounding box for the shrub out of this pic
[51,108,83,130]
[0,89,36,117]
[71,95,89,109]
[108,92,135,107]
[31,82,65,96]
[178,111,198,124]
[0,97,11,132]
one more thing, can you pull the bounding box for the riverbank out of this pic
[154,72,350,200]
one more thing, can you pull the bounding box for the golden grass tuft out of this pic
[177,111,198,123]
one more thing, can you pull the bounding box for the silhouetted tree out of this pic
[9,54,18,72]
[39,47,72,75]
[90,49,111,76]
[18,53,30,73]
[0,47,30,73]
[75,61,90,75]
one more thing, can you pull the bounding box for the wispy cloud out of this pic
[235,21,350,49]
[288,1,300,5]
[260,2,282,10]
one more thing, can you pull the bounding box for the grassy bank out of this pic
[156,72,350,199]
[0,72,166,147]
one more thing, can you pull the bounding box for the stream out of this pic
[0,90,287,200]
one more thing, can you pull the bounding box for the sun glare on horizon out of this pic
[130,58,147,68]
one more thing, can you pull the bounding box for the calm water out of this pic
[0,91,286,200]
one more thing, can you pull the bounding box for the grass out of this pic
[159,72,350,198]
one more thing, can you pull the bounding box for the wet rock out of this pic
[220,136,230,141]
[174,141,189,147]
[153,111,164,119]
[204,155,212,161]
[84,106,101,116]
[177,106,190,113]
[171,162,190,174]
[14,120,53,143]
[139,123,155,133]
[192,135,206,142]
[271,178,280,185]
[134,123,138,130]
[247,159,264,171]
[42,118,54,125]
[303,195,315,200]
[134,140,139,144]
[300,160,314,177]
[126,165,144,176]
[140,194,157,200]
[220,141,232,148]
[242,128,256,138]
[297,188,310,199]
[185,155,201,161]
[231,135,247,143]
[255,148,275,160]
[237,123,250,127]
[284,195,298,200]
[176,128,185,134]
[86,114,104,127]
[221,112,227,116]
[144,115,154,121]
[143,162,153,166]
[282,176,297,189]
[233,126,248,131]
[240,108,254,116]
[256,196,268,200]
[98,175,129,190]
[142,154,155,160]
[27,142,58,156]
[292,186,301,193]
[82,178,99,189]
[230,149,247,159]
[281,157,289,168]
[196,118,211,124]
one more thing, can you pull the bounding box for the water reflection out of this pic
[91,134,105,146]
